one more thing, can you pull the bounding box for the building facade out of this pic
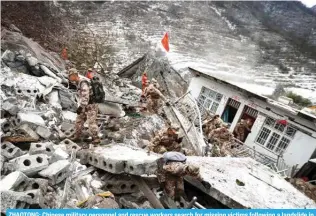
[188,67,316,168]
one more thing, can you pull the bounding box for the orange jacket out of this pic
[142,73,148,92]
[61,48,68,60]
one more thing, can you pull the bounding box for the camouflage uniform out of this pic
[148,128,181,154]
[233,120,249,142]
[203,116,223,136]
[161,162,202,199]
[208,126,233,157]
[144,82,166,114]
[74,80,99,141]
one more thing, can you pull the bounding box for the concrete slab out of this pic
[186,157,316,209]
[86,144,159,175]
[16,112,45,127]
[36,126,52,139]
[0,190,32,212]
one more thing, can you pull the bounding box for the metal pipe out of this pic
[194,201,206,209]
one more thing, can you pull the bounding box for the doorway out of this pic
[234,105,258,142]
[221,98,241,124]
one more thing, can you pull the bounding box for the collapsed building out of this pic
[1,26,316,212]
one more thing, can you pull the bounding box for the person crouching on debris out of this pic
[203,114,223,136]
[68,68,101,147]
[85,68,94,80]
[156,152,210,201]
[143,78,167,113]
[147,124,182,154]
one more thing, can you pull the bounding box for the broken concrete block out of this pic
[0,171,29,191]
[0,118,10,133]
[125,158,157,176]
[18,124,40,141]
[16,112,45,127]
[88,152,125,174]
[50,147,69,163]
[29,142,54,156]
[23,178,49,193]
[36,126,52,139]
[2,100,19,115]
[24,189,46,208]
[108,132,124,142]
[1,141,24,159]
[62,111,77,122]
[60,122,75,132]
[0,155,5,172]
[39,160,70,185]
[103,179,138,194]
[0,190,32,212]
[7,154,49,176]
[60,139,81,151]
[63,128,75,138]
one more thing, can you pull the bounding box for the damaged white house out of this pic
[188,67,316,169]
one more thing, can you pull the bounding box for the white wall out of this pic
[283,131,316,167]
[188,76,316,168]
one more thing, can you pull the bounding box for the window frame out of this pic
[198,86,223,114]
[255,116,297,154]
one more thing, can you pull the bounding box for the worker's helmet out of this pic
[68,68,78,75]
[187,165,200,175]
[170,124,180,131]
[151,78,157,83]
[88,68,93,72]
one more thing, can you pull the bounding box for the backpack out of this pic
[80,78,105,104]
[163,152,187,164]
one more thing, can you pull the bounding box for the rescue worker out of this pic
[234,119,251,142]
[203,114,223,135]
[156,152,210,201]
[143,78,167,113]
[68,68,100,148]
[61,47,68,60]
[85,68,94,80]
[141,72,148,93]
[147,124,182,154]
[209,124,233,157]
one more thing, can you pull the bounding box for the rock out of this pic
[58,89,77,112]
[39,160,70,185]
[9,24,22,33]
[108,132,124,142]
[0,190,32,212]
[2,100,19,115]
[29,142,54,156]
[1,141,24,159]
[39,65,62,83]
[1,50,15,62]
[15,54,25,62]
[7,154,49,176]
[0,171,29,191]
[36,126,52,139]
[25,54,38,67]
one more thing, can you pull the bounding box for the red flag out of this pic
[161,33,169,52]
[277,119,287,126]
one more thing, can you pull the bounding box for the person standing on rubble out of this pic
[208,124,233,157]
[68,68,101,147]
[156,152,210,201]
[143,78,167,113]
[203,114,223,136]
[234,119,248,142]
[147,124,183,154]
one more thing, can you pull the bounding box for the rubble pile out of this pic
[289,178,316,202]
[0,28,171,211]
